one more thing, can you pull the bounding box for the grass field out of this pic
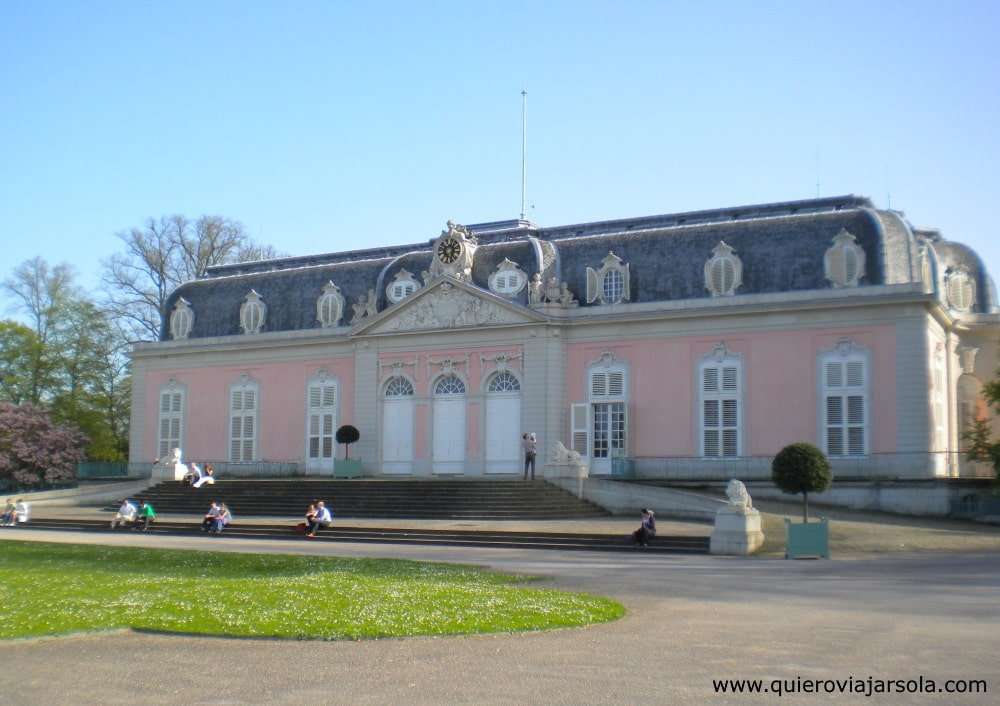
[0,541,623,640]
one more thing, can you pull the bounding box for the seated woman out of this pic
[212,504,232,534]
[192,465,215,488]
[1,498,16,527]
[631,508,656,547]
[182,463,203,486]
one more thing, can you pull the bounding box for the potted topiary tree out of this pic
[772,442,832,559]
[334,425,362,478]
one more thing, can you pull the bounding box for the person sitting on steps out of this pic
[212,503,232,534]
[1,498,16,527]
[134,500,156,531]
[111,498,138,529]
[307,500,333,538]
[192,464,215,489]
[182,463,203,486]
[201,501,221,532]
[632,508,656,547]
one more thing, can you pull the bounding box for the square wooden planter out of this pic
[784,517,829,559]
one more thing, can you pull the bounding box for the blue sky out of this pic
[1,1,998,292]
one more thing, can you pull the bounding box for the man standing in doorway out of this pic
[523,432,537,480]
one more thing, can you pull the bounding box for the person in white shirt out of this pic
[14,500,29,524]
[110,499,137,529]
[212,504,233,534]
[192,464,215,489]
[307,500,333,537]
[201,501,221,532]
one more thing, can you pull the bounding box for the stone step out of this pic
[22,518,709,554]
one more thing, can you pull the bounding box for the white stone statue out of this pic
[559,282,579,308]
[724,479,753,514]
[710,478,764,555]
[528,273,543,306]
[152,447,189,481]
[551,441,583,465]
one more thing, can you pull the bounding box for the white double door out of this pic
[432,396,466,474]
[305,382,337,475]
[485,394,521,473]
[382,398,414,474]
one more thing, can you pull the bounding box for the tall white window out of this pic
[229,378,259,462]
[699,349,741,457]
[157,384,184,458]
[584,354,628,472]
[306,378,338,464]
[820,345,868,456]
[932,345,947,451]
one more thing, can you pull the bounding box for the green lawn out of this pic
[0,541,623,640]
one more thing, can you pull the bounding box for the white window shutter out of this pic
[586,267,599,303]
[825,362,842,388]
[622,263,630,302]
[703,367,719,393]
[608,371,625,397]
[571,403,590,456]
[591,372,607,398]
[846,362,863,388]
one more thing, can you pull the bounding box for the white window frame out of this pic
[239,290,267,334]
[945,267,976,313]
[169,298,194,340]
[931,343,947,452]
[698,346,743,458]
[823,228,866,288]
[489,259,528,297]
[818,341,869,457]
[228,375,260,463]
[316,281,345,328]
[704,241,743,297]
[157,380,185,459]
[584,353,629,463]
[586,251,631,305]
[386,269,421,305]
[304,373,338,465]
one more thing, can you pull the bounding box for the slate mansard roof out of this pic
[160,194,998,341]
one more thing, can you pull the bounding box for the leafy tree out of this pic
[963,373,1000,484]
[0,321,45,404]
[101,215,280,341]
[771,442,832,522]
[0,402,86,489]
[336,425,360,459]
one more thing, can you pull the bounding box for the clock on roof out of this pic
[428,220,477,282]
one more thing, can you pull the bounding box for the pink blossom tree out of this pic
[0,402,86,488]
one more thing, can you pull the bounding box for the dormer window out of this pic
[386,269,421,305]
[824,229,866,288]
[240,290,266,334]
[488,259,527,296]
[169,298,194,340]
[316,281,345,328]
[704,241,742,297]
[946,267,976,312]
[586,251,631,305]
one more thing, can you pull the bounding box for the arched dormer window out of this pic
[704,241,742,297]
[824,229,866,288]
[586,251,631,305]
[489,259,528,297]
[386,270,421,305]
[316,281,345,328]
[169,298,194,340]
[240,290,266,335]
[945,267,976,313]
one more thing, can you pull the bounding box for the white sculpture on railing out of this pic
[551,441,583,465]
[152,447,190,481]
[544,442,589,498]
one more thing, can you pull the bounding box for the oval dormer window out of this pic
[704,241,742,297]
[240,290,266,334]
[946,269,975,313]
[169,298,194,340]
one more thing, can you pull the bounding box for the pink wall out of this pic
[142,357,355,462]
[566,325,898,457]
[378,346,523,460]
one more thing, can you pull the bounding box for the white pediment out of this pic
[353,276,542,335]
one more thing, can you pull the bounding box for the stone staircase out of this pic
[108,479,611,520]
[23,517,710,554]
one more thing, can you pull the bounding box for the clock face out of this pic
[437,237,462,265]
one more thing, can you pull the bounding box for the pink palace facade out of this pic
[129,195,1000,480]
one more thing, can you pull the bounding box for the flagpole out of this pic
[520,89,527,220]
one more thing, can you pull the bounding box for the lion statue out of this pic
[725,479,753,513]
[551,442,583,465]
